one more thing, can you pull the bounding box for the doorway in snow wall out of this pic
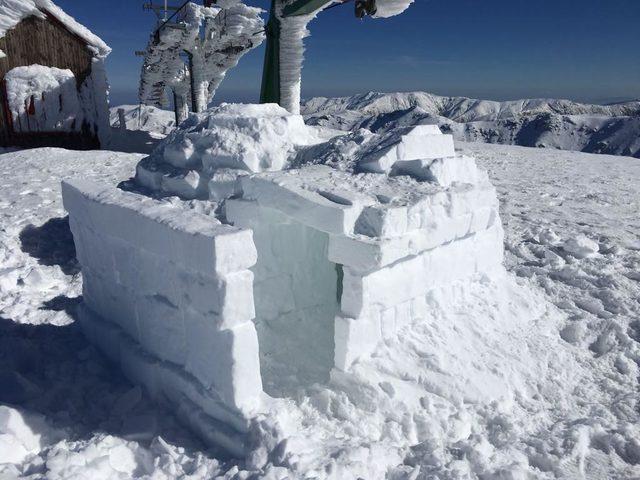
[226,200,340,397]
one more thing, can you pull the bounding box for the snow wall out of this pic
[61,179,262,456]
[64,105,506,454]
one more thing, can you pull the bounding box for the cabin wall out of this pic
[0,13,100,149]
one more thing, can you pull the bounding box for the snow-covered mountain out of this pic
[301,92,640,158]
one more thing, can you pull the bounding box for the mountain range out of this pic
[301,92,640,158]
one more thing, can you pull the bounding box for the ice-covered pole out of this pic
[259,0,415,114]
[260,0,332,114]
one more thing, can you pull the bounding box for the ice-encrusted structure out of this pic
[4,66,81,132]
[64,103,505,455]
[139,0,263,120]
[267,0,415,114]
[0,0,110,58]
[0,0,111,145]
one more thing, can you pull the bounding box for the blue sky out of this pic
[55,0,640,106]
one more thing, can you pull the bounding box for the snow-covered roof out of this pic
[0,0,111,58]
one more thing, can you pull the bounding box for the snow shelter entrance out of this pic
[240,204,341,398]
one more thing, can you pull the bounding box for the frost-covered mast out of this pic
[260,0,399,114]
[139,0,264,125]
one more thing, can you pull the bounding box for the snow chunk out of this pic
[563,235,599,259]
[0,406,42,464]
[158,103,316,172]
[359,125,455,174]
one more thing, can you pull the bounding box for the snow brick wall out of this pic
[227,167,503,373]
[61,179,262,456]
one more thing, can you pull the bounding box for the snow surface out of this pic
[107,105,175,154]
[1,143,639,478]
[109,105,176,136]
[0,0,110,58]
[302,91,640,158]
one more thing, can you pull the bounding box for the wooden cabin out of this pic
[0,0,111,149]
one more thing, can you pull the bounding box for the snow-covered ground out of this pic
[0,144,639,478]
[106,106,176,154]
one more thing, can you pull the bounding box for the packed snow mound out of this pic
[135,103,326,198]
[303,91,640,158]
[0,0,110,58]
[134,104,487,199]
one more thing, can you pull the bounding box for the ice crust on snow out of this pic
[0,407,44,464]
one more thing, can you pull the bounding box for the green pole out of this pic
[259,0,281,105]
[259,0,334,108]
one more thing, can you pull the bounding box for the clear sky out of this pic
[54,0,640,106]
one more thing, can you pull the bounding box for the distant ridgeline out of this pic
[302,91,640,158]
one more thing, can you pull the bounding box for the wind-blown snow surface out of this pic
[0,145,639,478]
[302,92,640,158]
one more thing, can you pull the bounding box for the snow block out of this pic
[334,314,382,371]
[392,155,482,187]
[239,167,375,235]
[359,126,456,174]
[62,179,257,275]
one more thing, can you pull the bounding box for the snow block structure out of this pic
[65,104,505,453]
[61,179,262,455]
[227,165,503,373]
